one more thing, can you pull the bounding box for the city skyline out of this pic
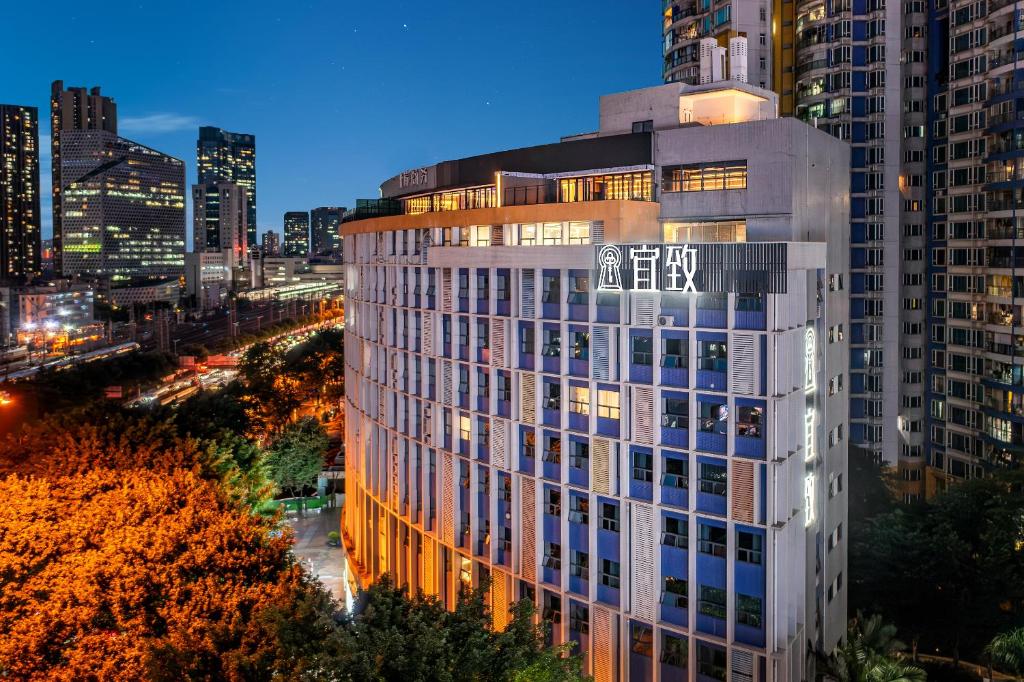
[4,0,658,245]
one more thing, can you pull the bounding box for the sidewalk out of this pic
[284,504,347,602]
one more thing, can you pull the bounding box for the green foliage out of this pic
[266,417,328,499]
[851,470,1024,661]
[986,627,1024,678]
[817,613,926,682]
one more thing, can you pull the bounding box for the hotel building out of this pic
[343,81,849,681]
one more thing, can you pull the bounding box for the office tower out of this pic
[50,82,117,276]
[310,206,346,257]
[192,182,248,270]
[662,3,771,91]
[284,211,309,257]
[262,229,281,256]
[60,130,185,279]
[923,1,1024,491]
[342,80,850,681]
[0,105,42,280]
[197,127,256,247]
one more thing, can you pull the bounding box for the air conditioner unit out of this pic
[657,315,671,326]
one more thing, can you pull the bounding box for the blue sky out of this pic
[5,1,661,244]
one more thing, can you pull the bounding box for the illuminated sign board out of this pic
[594,242,789,294]
[805,327,817,527]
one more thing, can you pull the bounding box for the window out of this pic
[663,576,689,608]
[543,381,561,411]
[698,523,727,557]
[568,221,591,244]
[664,161,747,192]
[699,402,728,434]
[737,594,763,628]
[631,120,654,133]
[476,270,489,299]
[569,386,590,415]
[543,434,561,463]
[632,450,653,483]
[542,223,562,245]
[662,456,689,488]
[570,550,588,577]
[697,340,727,371]
[662,397,689,429]
[520,326,535,355]
[737,530,763,564]
[542,273,560,304]
[497,373,511,403]
[736,293,763,312]
[459,415,471,442]
[631,623,653,657]
[569,494,589,524]
[661,633,688,668]
[601,503,620,532]
[568,273,589,303]
[520,223,537,245]
[571,331,589,359]
[631,334,653,365]
[543,542,561,570]
[569,440,589,470]
[542,328,560,357]
[662,516,688,548]
[569,603,589,634]
[600,559,621,588]
[662,337,688,368]
[698,585,727,619]
[737,405,762,438]
[545,488,561,515]
[698,643,726,682]
[597,389,621,420]
[522,430,536,459]
[496,272,510,300]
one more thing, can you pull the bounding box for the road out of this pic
[285,505,351,606]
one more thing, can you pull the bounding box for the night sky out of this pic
[5,0,661,246]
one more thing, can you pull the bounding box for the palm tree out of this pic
[986,627,1024,681]
[817,613,927,682]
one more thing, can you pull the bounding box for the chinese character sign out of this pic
[595,244,699,292]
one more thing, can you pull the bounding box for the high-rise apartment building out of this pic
[0,105,42,280]
[923,0,1024,493]
[50,82,117,276]
[60,130,185,279]
[284,211,309,257]
[343,81,850,681]
[663,2,928,483]
[310,206,346,257]
[262,229,281,256]
[197,127,257,247]
[192,182,248,270]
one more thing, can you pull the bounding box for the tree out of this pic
[817,614,926,682]
[266,417,328,508]
[987,627,1024,681]
[284,329,345,404]
[238,341,303,437]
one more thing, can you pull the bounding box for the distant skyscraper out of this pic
[310,206,345,256]
[50,81,117,276]
[283,212,309,257]
[197,127,256,247]
[192,182,248,270]
[60,130,185,279]
[262,230,280,257]
[0,105,42,280]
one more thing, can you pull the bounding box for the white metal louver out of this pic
[731,459,755,523]
[521,373,536,424]
[441,452,456,546]
[731,332,757,395]
[423,536,436,596]
[593,606,615,682]
[630,503,657,623]
[492,418,509,470]
[442,268,453,312]
[520,477,536,582]
[492,569,510,631]
[591,327,610,381]
[632,386,655,445]
[591,220,605,245]
[632,293,657,327]
[442,361,453,406]
[423,312,434,355]
[521,270,535,318]
[491,320,506,368]
[593,438,612,495]
[732,649,755,682]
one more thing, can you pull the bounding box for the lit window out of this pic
[568,221,591,244]
[542,223,562,245]
[520,223,537,245]
[597,389,620,419]
[569,386,590,415]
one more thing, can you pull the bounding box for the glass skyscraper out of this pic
[284,211,310,257]
[311,206,346,257]
[0,104,42,280]
[197,126,257,247]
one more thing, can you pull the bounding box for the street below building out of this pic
[284,503,348,604]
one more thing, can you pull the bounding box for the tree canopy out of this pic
[266,416,328,500]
